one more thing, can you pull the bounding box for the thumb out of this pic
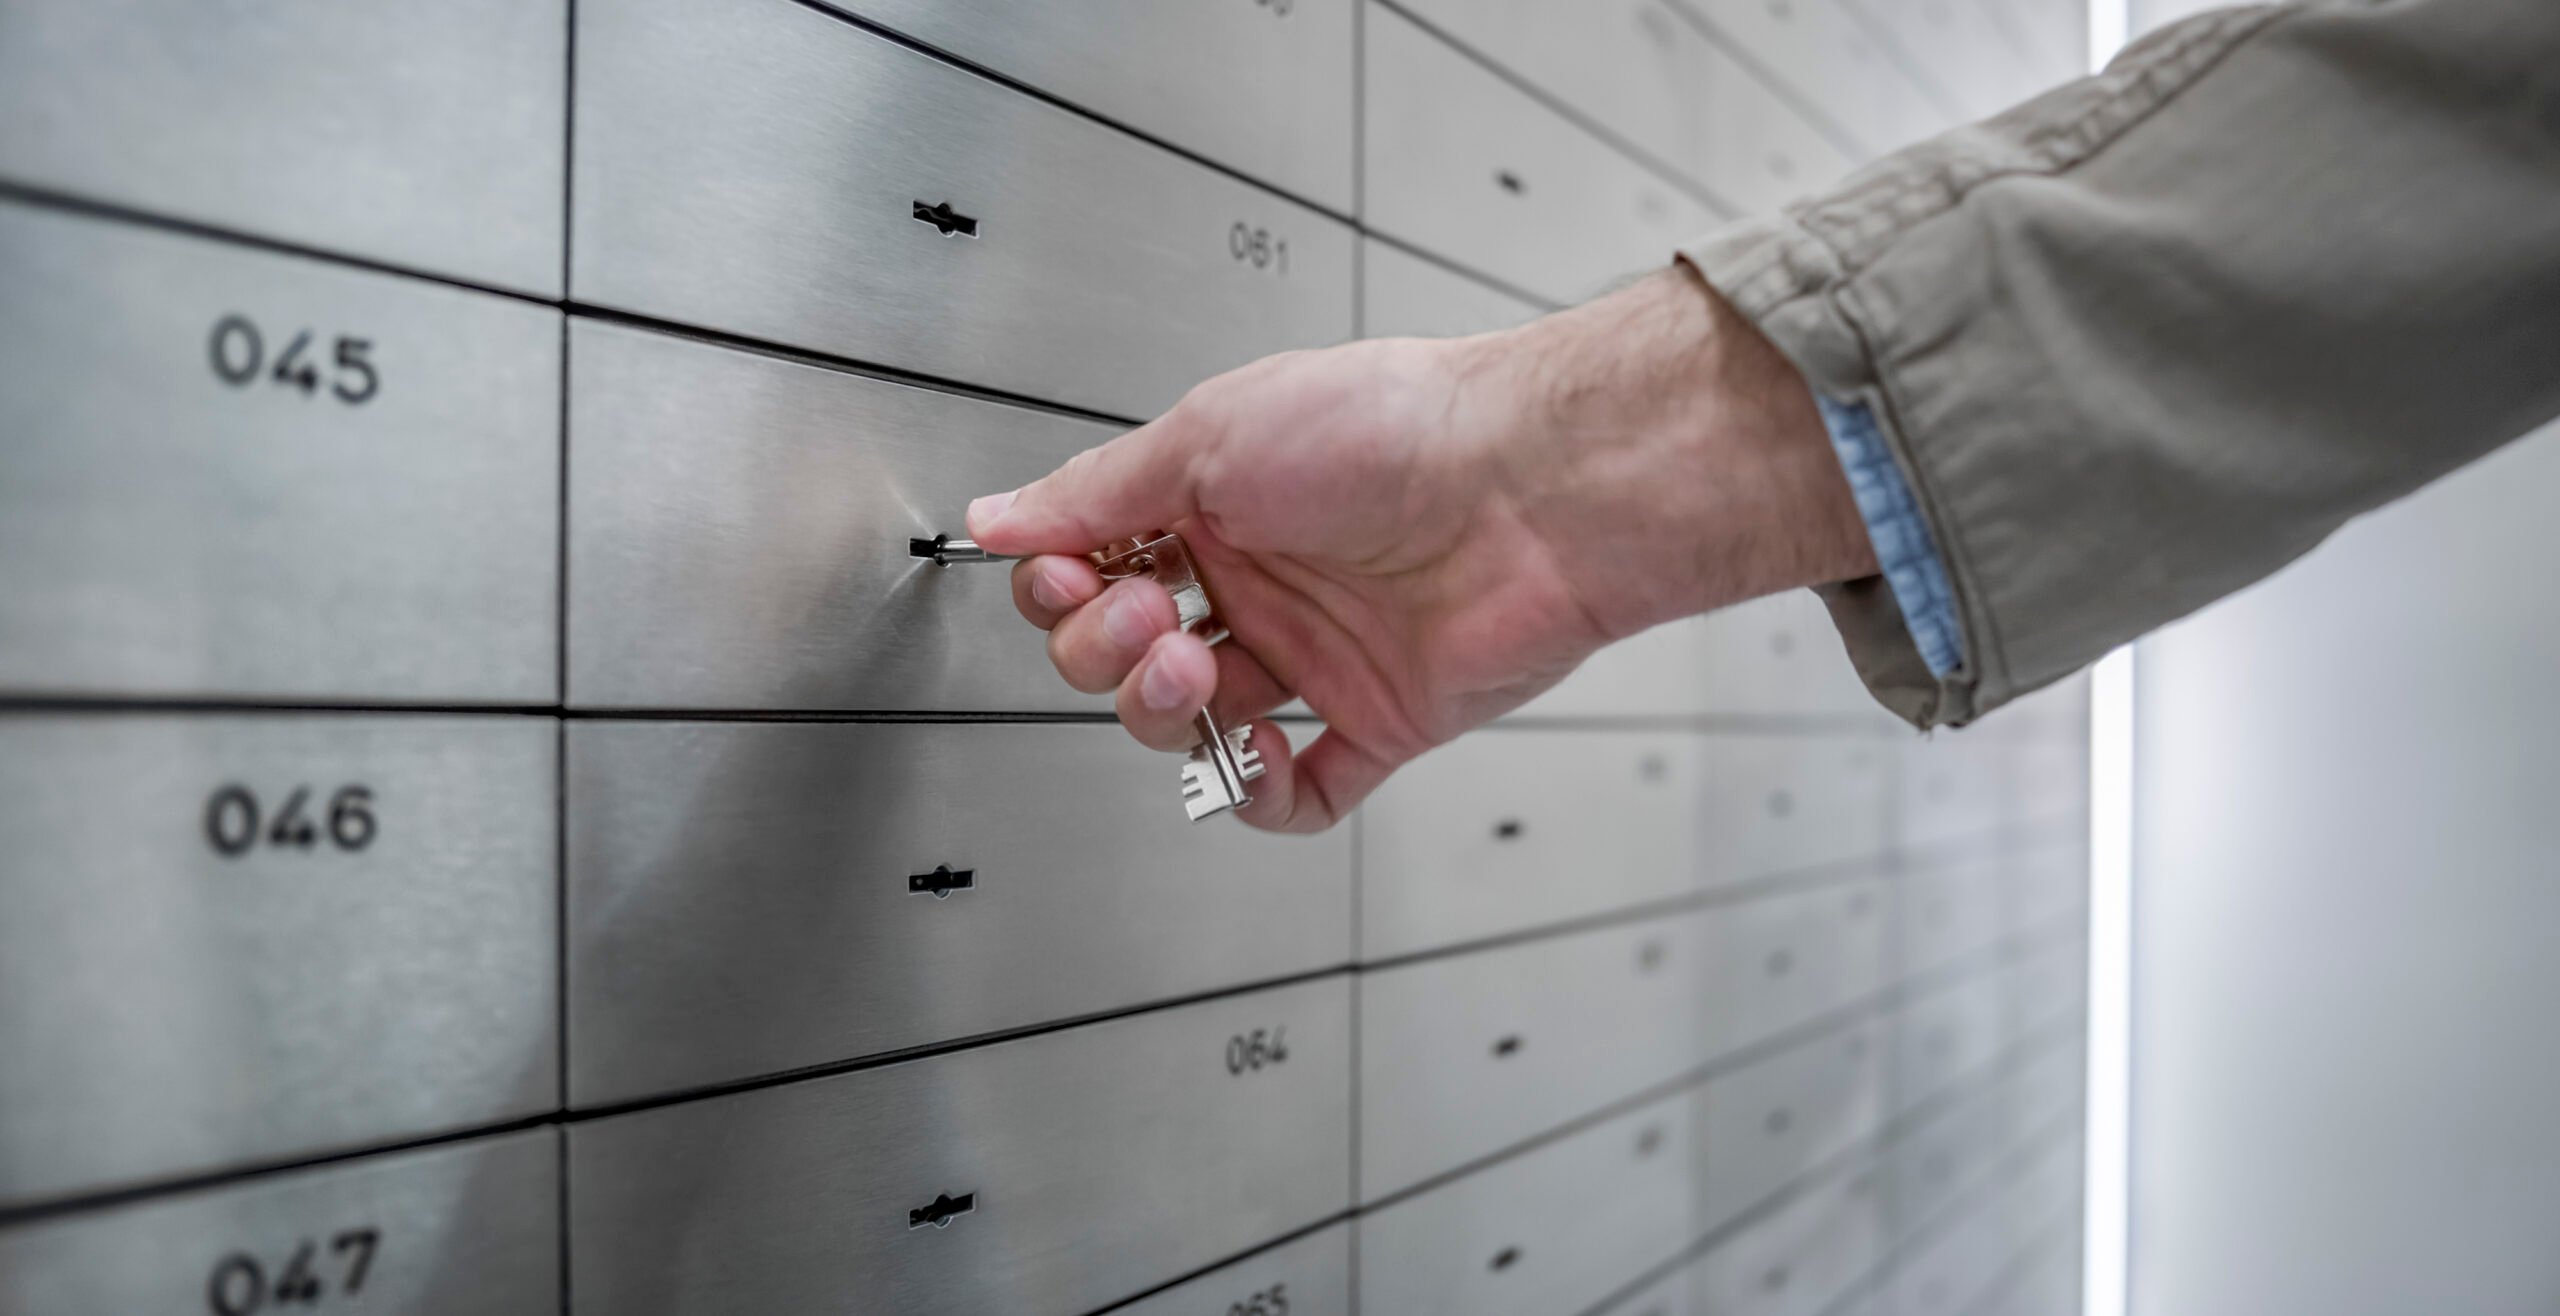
[968,407,1207,556]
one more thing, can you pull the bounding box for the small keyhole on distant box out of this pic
[1771,630,1796,656]
[1636,1124,1665,1156]
[1764,1265,1792,1293]
[1768,789,1795,818]
[912,199,980,238]
[1638,754,1667,782]
[1490,1246,1523,1272]
[1492,1034,1524,1058]
[1767,947,1794,977]
[1494,818,1525,841]
[1638,940,1666,971]
[1766,1106,1794,1137]
[1496,169,1526,195]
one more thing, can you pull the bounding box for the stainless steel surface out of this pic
[570,977,1351,1316]
[1362,4,1716,304]
[1685,0,1945,154]
[1896,854,2006,979]
[0,715,557,1209]
[1526,593,1888,719]
[1111,1223,1352,1316]
[0,203,560,703]
[571,0,1354,420]
[1888,973,2004,1122]
[1695,47,1861,218]
[1895,731,2012,853]
[567,720,1349,1105]
[1358,730,1710,958]
[1887,1173,2021,1316]
[1358,910,1709,1202]
[1360,239,1544,340]
[1385,0,1720,189]
[1689,1157,1886,1316]
[1697,877,1890,1061]
[0,0,565,295]
[2001,937,2087,1049]
[1356,1090,1693,1316]
[0,1131,558,1316]
[1888,1076,2013,1244]
[1693,1018,1886,1233]
[1595,1266,1688,1316]
[565,321,1114,712]
[2003,835,2088,938]
[1697,736,1892,886]
[822,0,1354,210]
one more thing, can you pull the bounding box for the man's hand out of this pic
[965,263,1876,832]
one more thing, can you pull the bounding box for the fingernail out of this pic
[966,489,1017,534]
[1139,652,1194,711]
[1102,588,1154,650]
[1028,565,1070,614]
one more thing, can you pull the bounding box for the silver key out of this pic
[915,527,1265,821]
[1091,532,1264,823]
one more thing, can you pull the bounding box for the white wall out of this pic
[2130,419,2560,1315]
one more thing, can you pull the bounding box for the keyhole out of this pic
[1490,1245,1523,1272]
[1770,630,1796,657]
[1766,947,1794,977]
[1496,169,1526,195]
[1635,1124,1665,1156]
[1492,1034,1525,1058]
[1767,789,1795,819]
[1493,818,1525,841]
[1764,1106,1794,1137]
[1637,754,1668,783]
[1637,940,1666,971]
[1763,1264,1792,1293]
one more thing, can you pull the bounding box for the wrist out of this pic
[1462,263,1877,638]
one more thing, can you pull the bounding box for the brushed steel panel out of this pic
[1897,854,2005,979]
[1693,1017,1886,1233]
[570,977,1351,1316]
[1596,1265,1688,1316]
[0,1,564,295]
[1357,1091,1693,1316]
[1698,877,1890,1062]
[1112,1223,1351,1316]
[566,720,1351,1105]
[2006,1128,2082,1243]
[565,322,1120,712]
[1895,732,2010,853]
[1888,1076,2013,1245]
[1359,910,1709,1202]
[2003,837,2088,939]
[824,0,1354,211]
[1387,0,1720,188]
[1359,239,1544,340]
[1691,1157,1887,1316]
[1704,736,1892,886]
[0,203,560,703]
[571,0,1354,420]
[2011,736,2089,827]
[2001,938,2086,1049]
[0,715,557,1209]
[1889,974,2003,1121]
[1358,730,1712,958]
[1526,593,1888,720]
[0,1131,558,1316]
[1362,5,1717,304]
[1696,43,1860,215]
[1686,0,1943,154]
[1887,1180,2016,1316]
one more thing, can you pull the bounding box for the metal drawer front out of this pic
[2012,738,2089,826]
[1889,974,2004,1121]
[1692,1158,1887,1316]
[1357,1092,1693,1316]
[0,1131,558,1316]
[2006,1130,2083,1243]
[1387,0,1718,189]
[825,0,1354,211]
[1359,911,1708,1201]
[1530,594,1886,719]
[565,322,1121,712]
[1896,732,2011,853]
[1697,50,1860,217]
[1698,878,1891,1062]
[1887,1078,2012,1244]
[1693,1018,1886,1234]
[1687,0,1942,154]
[2004,837,2089,938]
[1360,730,1711,958]
[0,1,564,295]
[1113,1223,1351,1316]
[566,720,1351,1105]
[1898,855,2006,980]
[1598,1267,1689,1316]
[2002,938,2087,1048]
[1701,736,1891,886]
[1887,1184,2015,1316]
[1362,5,1717,305]
[1361,239,1545,341]
[0,204,561,703]
[1525,615,1717,716]
[0,715,557,1209]
[572,0,1353,420]
[570,977,1351,1316]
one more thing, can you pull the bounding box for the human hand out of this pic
[966,263,1875,832]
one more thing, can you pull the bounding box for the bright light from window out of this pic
[2085,644,2134,1316]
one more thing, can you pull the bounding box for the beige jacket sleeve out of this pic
[1683,0,2560,728]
